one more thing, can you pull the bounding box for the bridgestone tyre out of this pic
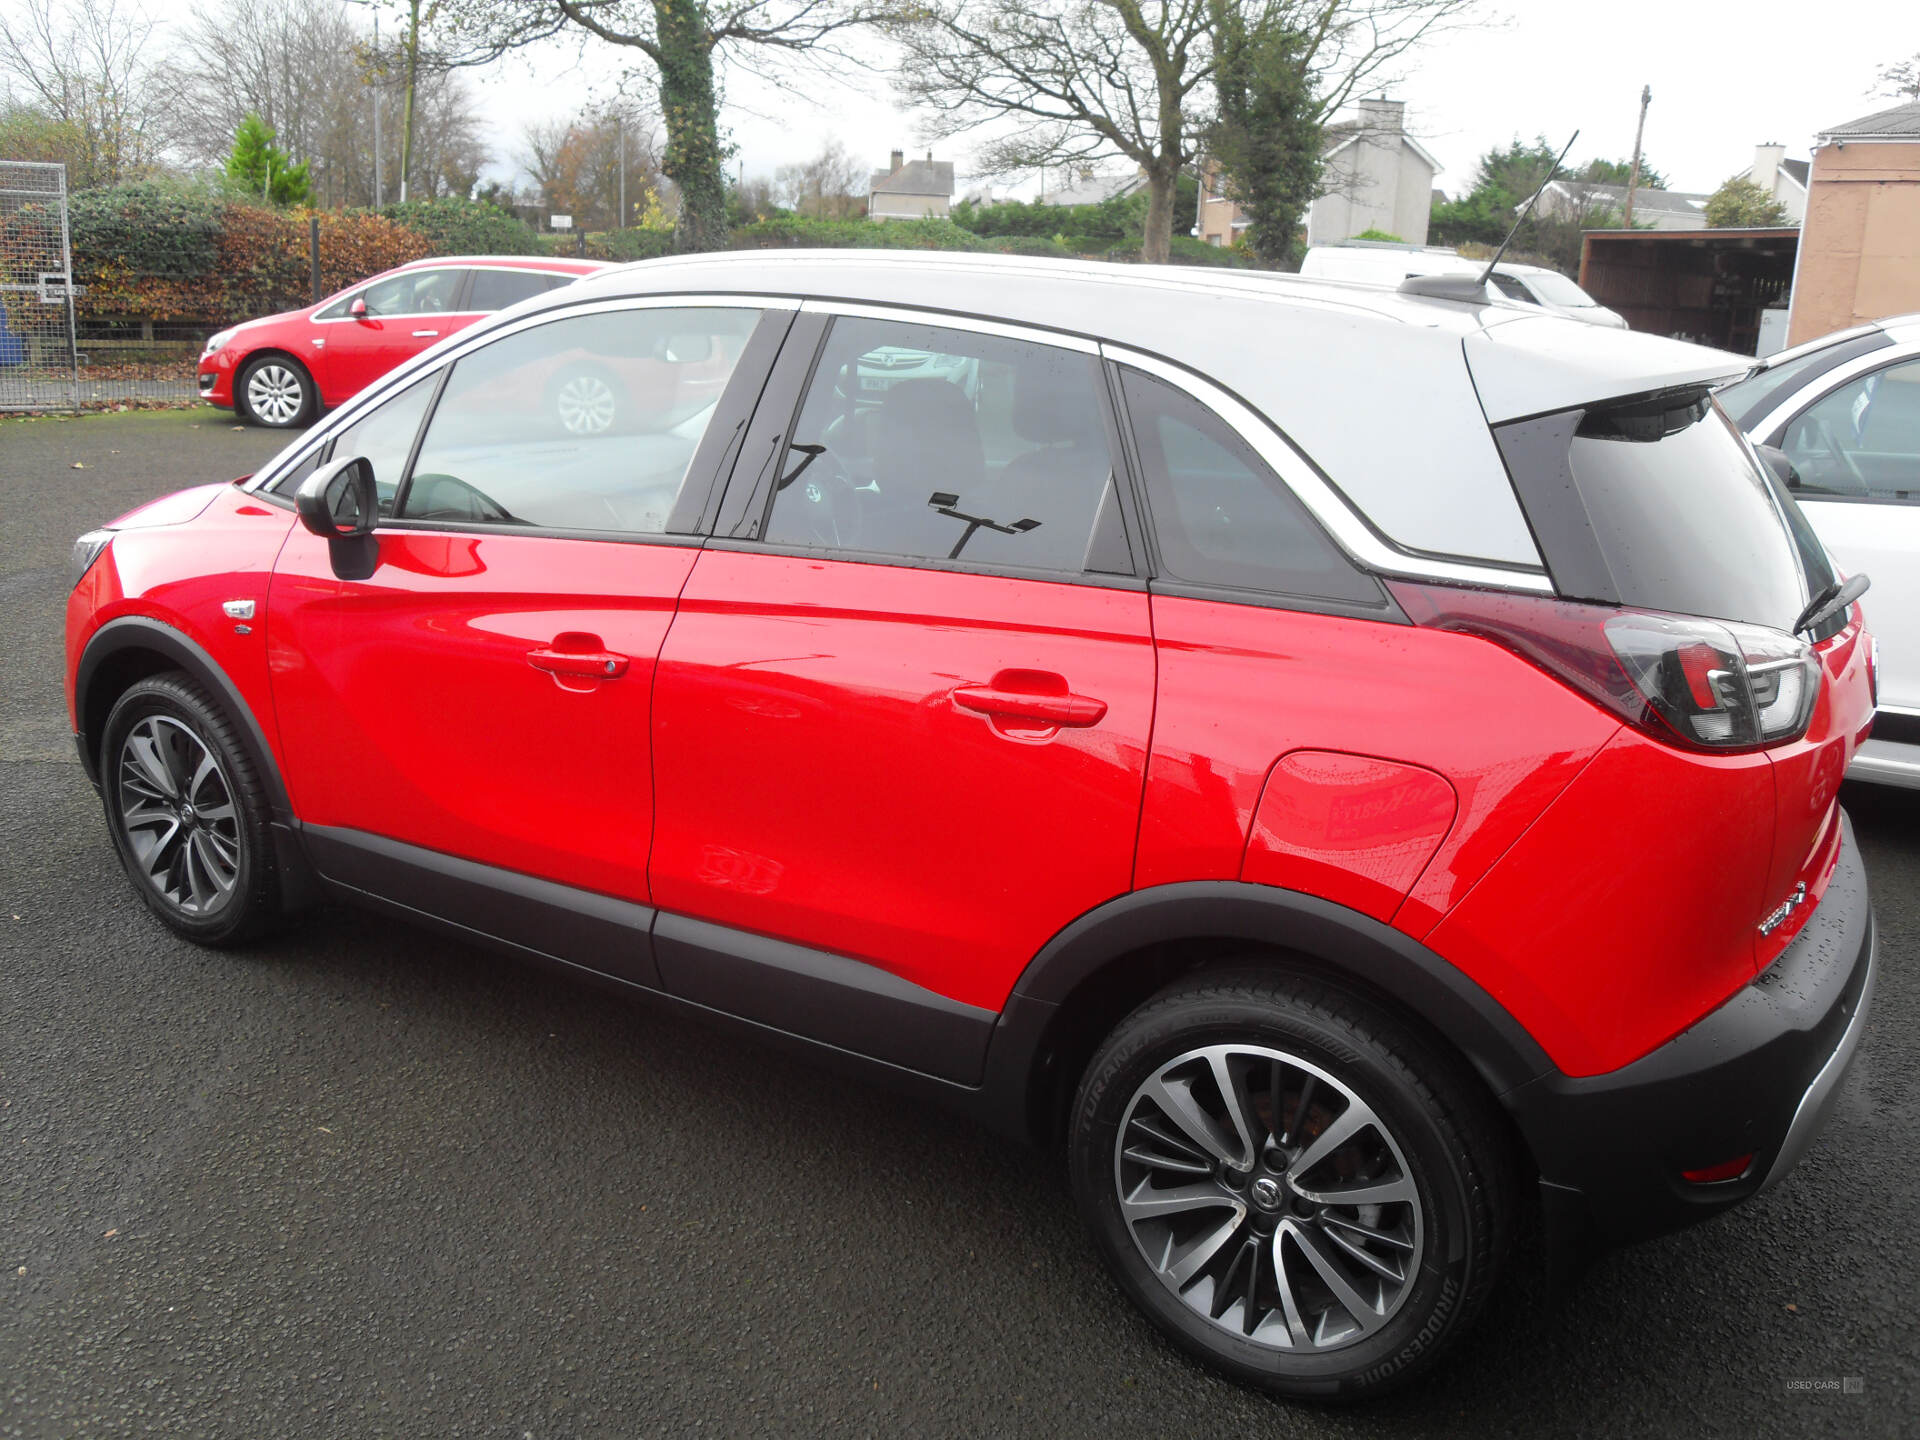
[100,671,281,947]
[1068,968,1516,1400]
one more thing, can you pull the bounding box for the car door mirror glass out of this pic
[1756,443,1801,488]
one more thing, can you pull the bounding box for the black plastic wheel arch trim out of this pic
[74,615,293,819]
[989,880,1558,1119]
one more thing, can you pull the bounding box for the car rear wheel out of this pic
[237,355,313,428]
[1068,969,1515,1399]
[101,672,280,946]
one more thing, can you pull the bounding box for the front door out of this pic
[1781,355,1920,719]
[267,300,781,970]
[313,266,471,405]
[647,311,1156,1058]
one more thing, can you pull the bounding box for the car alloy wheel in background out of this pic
[239,358,311,428]
[552,368,621,435]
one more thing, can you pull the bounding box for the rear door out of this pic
[647,308,1156,1078]
[267,299,786,974]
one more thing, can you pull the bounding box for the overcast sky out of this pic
[465,0,1912,203]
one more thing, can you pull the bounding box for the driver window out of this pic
[1782,359,1920,502]
[397,306,761,533]
[762,316,1126,573]
[361,268,461,317]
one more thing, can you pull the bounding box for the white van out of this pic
[1299,244,1629,329]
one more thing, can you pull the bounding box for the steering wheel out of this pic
[774,443,864,549]
[404,472,518,524]
[1809,415,1870,493]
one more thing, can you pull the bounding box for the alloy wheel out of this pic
[554,373,618,435]
[115,715,243,916]
[245,364,305,425]
[1113,1043,1425,1352]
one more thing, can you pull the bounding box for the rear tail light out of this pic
[1389,581,1821,753]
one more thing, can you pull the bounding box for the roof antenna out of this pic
[1400,130,1579,303]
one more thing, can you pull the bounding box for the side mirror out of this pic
[296,456,380,580]
[1756,443,1801,489]
[349,296,369,320]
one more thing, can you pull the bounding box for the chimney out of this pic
[1355,98,1406,137]
[1752,142,1784,195]
[889,149,903,174]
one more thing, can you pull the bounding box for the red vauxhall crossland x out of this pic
[66,253,1878,1398]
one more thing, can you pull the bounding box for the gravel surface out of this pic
[4,411,1915,1438]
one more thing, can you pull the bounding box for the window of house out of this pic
[1119,367,1380,604]
[762,316,1129,574]
[395,306,761,533]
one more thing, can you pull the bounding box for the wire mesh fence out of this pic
[0,160,79,413]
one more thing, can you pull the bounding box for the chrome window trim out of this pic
[1749,339,1920,444]
[1102,343,1555,593]
[796,298,1101,354]
[246,292,797,493]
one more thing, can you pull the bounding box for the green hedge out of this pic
[69,179,226,282]
[378,198,543,256]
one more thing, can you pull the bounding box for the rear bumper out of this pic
[1506,810,1875,1247]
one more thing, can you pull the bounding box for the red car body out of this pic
[69,254,1879,1394]
[197,255,605,422]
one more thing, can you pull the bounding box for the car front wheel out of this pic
[237,355,314,428]
[100,672,280,946]
[1068,969,1515,1399]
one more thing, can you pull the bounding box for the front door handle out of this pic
[528,644,629,679]
[952,670,1107,729]
[412,328,440,338]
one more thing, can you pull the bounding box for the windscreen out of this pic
[1519,271,1597,308]
[1715,331,1891,431]
[1564,393,1809,630]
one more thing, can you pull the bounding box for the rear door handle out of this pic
[952,674,1107,728]
[528,646,629,678]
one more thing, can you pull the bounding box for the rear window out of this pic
[1564,394,1808,630]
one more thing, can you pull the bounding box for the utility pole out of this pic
[372,14,383,208]
[399,0,421,204]
[1624,85,1651,229]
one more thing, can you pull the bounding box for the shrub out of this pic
[1352,227,1406,242]
[379,198,543,256]
[586,228,677,263]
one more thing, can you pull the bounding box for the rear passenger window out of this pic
[1119,368,1379,603]
[763,316,1128,573]
[467,268,554,311]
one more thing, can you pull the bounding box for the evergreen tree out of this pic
[226,112,312,205]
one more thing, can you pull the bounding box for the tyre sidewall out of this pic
[1070,985,1483,1399]
[100,675,275,946]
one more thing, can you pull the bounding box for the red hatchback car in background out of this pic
[198,255,605,428]
[70,253,1878,1399]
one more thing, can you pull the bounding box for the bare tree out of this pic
[1874,54,1920,101]
[891,0,1477,262]
[523,102,665,227]
[0,0,166,186]
[429,0,886,250]
[162,0,492,205]
[774,137,866,217]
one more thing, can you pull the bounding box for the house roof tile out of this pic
[1818,100,1920,139]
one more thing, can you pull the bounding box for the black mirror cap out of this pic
[1756,443,1801,488]
[349,296,369,319]
[297,456,378,539]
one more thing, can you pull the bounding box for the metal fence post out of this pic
[310,215,322,305]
